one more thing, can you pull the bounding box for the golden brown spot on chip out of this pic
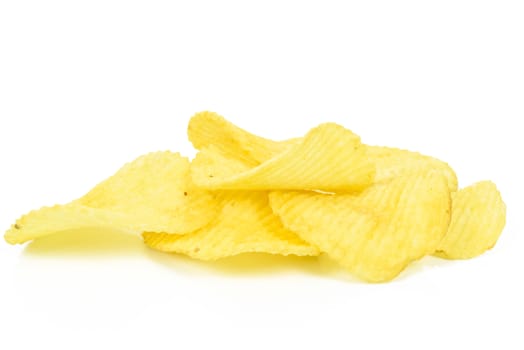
[14,224,20,229]
[194,247,200,253]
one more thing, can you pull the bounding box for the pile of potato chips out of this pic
[4,112,506,282]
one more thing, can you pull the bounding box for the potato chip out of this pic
[191,122,375,191]
[434,181,506,259]
[3,110,506,283]
[4,152,217,244]
[5,204,131,244]
[188,112,456,192]
[188,111,297,165]
[367,146,458,192]
[143,191,319,259]
[269,174,451,282]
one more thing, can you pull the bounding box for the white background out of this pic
[1,1,523,349]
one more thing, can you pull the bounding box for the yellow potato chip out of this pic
[191,123,375,191]
[188,112,456,192]
[188,111,296,165]
[434,181,506,259]
[3,110,505,283]
[269,174,451,282]
[75,151,217,233]
[5,152,217,244]
[5,204,131,244]
[143,191,319,259]
[367,146,458,192]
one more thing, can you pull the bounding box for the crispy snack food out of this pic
[191,122,375,191]
[4,111,507,283]
[4,152,217,244]
[188,112,457,192]
[143,191,318,259]
[434,181,506,259]
[269,174,451,282]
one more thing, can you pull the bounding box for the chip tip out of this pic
[4,229,20,245]
[188,111,223,130]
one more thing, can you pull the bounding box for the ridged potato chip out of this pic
[188,112,457,192]
[3,110,506,283]
[270,174,451,282]
[5,152,217,244]
[191,122,375,191]
[434,181,506,259]
[143,191,319,259]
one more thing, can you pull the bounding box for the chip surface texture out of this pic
[270,174,451,282]
[143,191,319,259]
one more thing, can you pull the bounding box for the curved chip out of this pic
[188,111,296,165]
[269,174,451,282]
[191,123,375,191]
[5,152,217,244]
[367,146,458,192]
[4,204,133,244]
[434,181,506,259]
[188,112,456,192]
[143,191,319,259]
